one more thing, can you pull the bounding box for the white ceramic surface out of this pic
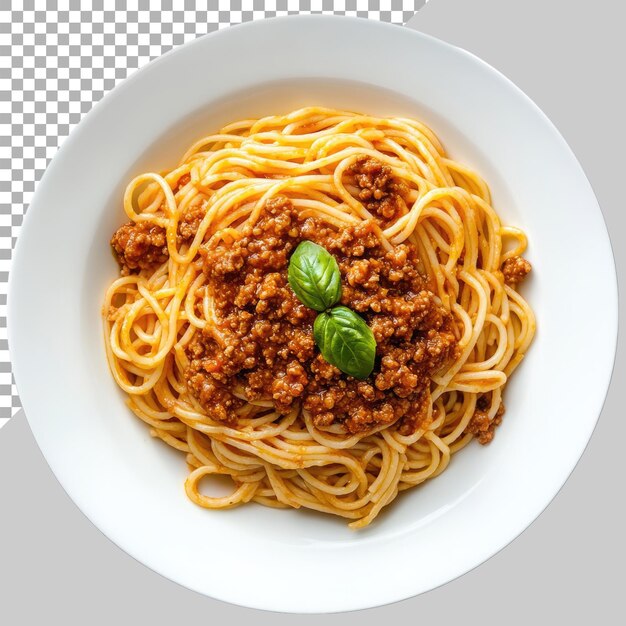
[8,16,618,613]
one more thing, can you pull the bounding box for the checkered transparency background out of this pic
[0,1,421,427]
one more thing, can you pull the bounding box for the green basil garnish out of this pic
[288,240,377,379]
[287,240,342,312]
[313,306,376,380]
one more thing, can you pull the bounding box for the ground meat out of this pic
[111,221,168,276]
[347,156,409,226]
[178,203,206,243]
[465,398,505,444]
[184,194,458,435]
[502,255,531,285]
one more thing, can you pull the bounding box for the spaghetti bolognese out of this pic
[103,106,535,528]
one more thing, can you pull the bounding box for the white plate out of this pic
[8,16,618,613]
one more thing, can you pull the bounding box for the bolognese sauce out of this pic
[110,156,530,440]
[187,195,459,435]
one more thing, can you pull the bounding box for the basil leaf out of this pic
[314,306,376,380]
[288,241,342,312]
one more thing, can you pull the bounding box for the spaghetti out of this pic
[103,107,535,528]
